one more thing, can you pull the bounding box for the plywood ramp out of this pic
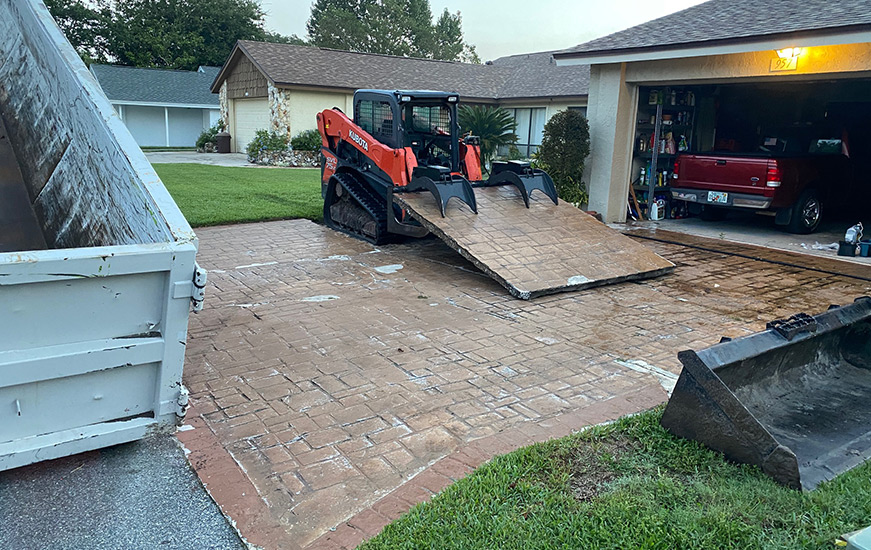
[395,185,674,299]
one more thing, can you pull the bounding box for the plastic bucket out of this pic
[860,240,871,258]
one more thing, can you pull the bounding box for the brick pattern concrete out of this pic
[182,219,871,548]
[396,186,675,299]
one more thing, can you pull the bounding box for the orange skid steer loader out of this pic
[317,89,557,244]
[317,89,674,299]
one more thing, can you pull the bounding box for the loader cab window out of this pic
[356,100,395,146]
[404,103,453,168]
[408,105,451,135]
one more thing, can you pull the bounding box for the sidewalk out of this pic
[146,151,254,167]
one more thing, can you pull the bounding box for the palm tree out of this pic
[458,105,518,170]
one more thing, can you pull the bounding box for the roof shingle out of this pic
[556,0,871,58]
[91,64,220,106]
[217,42,589,101]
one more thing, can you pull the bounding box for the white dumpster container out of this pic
[0,0,204,470]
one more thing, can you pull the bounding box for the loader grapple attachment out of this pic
[661,297,871,491]
[405,173,478,218]
[484,161,559,208]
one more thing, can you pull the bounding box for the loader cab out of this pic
[353,90,460,172]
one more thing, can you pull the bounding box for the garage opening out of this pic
[629,78,871,249]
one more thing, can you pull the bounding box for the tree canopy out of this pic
[45,0,304,70]
[306,0,479,63]
[47,0,478,69]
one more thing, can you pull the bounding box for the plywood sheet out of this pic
[395,185,674,299]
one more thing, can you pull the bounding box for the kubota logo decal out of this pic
[348,130,369,151]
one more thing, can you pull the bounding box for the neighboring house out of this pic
[210,41,589,153]
[552,0,871,222]
[90,64,221,148]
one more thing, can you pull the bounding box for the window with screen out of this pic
[511,107,547,157]
[357,100,394,140]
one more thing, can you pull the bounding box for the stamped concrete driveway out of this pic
[179,219,871,550]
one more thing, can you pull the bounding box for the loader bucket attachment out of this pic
[406,174,478,218]
[661,297,871,491]
[487,161,559,207]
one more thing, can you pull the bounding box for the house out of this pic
[553,0,871,222]
[90,64,221,148]
[209,41,590,153]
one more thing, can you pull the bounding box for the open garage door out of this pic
[630,78,871,245]
[232,98,269,153]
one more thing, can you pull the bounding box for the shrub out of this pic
[457,105,518,169]
[246,129,289,160]
[506,144,524,161]
[535,110,590,205]
[291,129,322,152]
[196,119,226,150]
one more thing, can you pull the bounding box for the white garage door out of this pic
[233,98,270,153]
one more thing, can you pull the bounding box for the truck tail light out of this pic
[766,160,782,187]
[673,159,680,180]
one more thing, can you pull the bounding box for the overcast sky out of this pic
[259,0,706,61]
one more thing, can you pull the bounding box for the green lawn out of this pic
[153,163,322,227]
[362,409,871,550]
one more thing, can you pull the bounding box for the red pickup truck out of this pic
[670,130,854,233]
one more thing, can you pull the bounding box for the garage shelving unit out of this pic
[631,87,696,220]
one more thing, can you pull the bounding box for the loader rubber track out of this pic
[325,172,389,245]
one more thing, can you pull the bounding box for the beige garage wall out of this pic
[287,89,354,135]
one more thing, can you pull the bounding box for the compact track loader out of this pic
[317,90,674,298]
[662,297,871,490]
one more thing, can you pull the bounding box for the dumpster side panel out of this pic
[0,1,195,249]
[0,243,198,471]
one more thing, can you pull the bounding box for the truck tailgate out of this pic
[678,154,770,195]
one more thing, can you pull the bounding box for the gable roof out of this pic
[555,0,871,61]
[91,64,221,107]
[212,41,589,101]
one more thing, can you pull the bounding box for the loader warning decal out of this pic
[348,130,369,151]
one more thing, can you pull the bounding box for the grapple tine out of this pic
[406,175,478,217]
[487,161,559,207]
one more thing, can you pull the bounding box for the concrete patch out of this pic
[374,264,403,274]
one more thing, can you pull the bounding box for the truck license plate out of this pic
[708,191,729,204]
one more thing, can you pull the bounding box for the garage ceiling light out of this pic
[776,47,802,59]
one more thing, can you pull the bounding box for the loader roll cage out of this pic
[354,90,460,173]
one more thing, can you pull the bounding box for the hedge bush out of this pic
[534,110,590,205]
[196,119,226,150]
[291,129,322,152]
[246,129,289,160]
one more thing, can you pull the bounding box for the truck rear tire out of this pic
[787,190,822,234]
